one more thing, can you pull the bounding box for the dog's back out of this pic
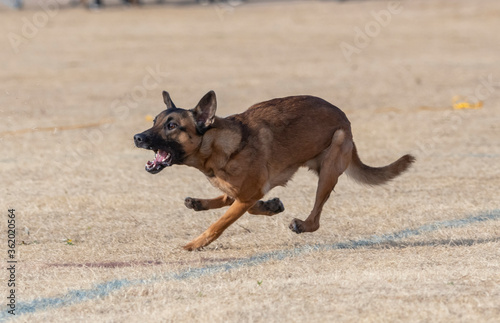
[230,95,352,167]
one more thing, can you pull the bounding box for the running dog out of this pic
[134,91,415,250]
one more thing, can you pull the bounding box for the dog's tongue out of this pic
[146,149,171,171]
[154,150,169,164]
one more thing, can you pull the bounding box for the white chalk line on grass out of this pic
[2,209,499,321]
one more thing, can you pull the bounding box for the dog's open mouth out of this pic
[145,149,172,173]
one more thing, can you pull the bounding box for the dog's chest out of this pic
[207,175,238,198]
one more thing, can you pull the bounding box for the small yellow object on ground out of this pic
[452,96,483,110]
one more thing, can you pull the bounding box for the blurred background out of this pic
[2,0,498,214]
[2,0,499,228]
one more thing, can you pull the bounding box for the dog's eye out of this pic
[166,122,178,131]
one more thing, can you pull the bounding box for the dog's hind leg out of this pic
[289,129,352,234]
[248,198,285,216]
[183,199,257,250]
[184,195,234,211]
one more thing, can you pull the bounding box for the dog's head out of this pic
[134,90,217,174]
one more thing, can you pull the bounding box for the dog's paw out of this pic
[265,198,285,214]
[183,242,203,251]
[184,197,206,211]
[289,218,319,234]
[183,238,208,251]
[289,218,305,234]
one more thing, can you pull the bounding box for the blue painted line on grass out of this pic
[2,209,499,321]
[6,279,134,317]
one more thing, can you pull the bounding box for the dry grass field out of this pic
[1,0,500,321]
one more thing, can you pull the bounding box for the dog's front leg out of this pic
[183,199,256,251]
[184,195,235,211]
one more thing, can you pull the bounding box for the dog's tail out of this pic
[346,143,415,186]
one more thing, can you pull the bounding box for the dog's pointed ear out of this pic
[162,91,177,109]
[192,90,217,132]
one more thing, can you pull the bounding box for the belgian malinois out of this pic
[134,91,415,250]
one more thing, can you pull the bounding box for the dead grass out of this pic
[1,0,500,322]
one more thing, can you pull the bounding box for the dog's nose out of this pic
[134,133,144,143]
[134,133,148,148]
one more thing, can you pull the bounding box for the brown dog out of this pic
[134,91,415,250]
